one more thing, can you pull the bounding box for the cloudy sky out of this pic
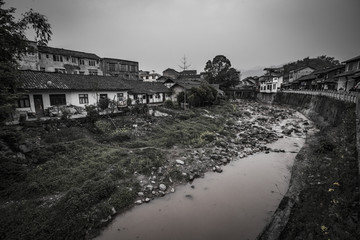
[6,0,360,76]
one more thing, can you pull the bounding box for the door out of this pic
[33,95,44,116]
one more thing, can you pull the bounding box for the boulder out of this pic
[159,184,167,191]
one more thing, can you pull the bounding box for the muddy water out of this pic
[96,120,307,240]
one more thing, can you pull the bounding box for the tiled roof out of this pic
[16,70,129,91]
[38,46,100,60]
[101,57,138,64]
[336,69,360,78]
[343,55,360,63]
[297,73,316,81]
[126,81,171,94]
[314,65,345,75]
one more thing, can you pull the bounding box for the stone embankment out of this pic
[257,92,359,240]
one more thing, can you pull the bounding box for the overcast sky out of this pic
[6,0,360,75]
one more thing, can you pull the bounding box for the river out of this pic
[95,114,310,240]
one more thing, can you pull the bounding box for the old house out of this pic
[313,65,345,90]
[336,55,360,91]
[259,67,284,93]
[126,81,171,105]
[139,70,161,82]
[288,66,315,83]
[101,58,139,80]
[37,45,103,75]
[15,70,130,117]
[162,68,180,79]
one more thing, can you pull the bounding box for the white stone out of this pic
[159,184,167,191]
[176,159,185,165]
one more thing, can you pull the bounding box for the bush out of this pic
[110,128,131,141]
[164,100,174,108]
[98,98,110,110]
[95,119,114,133]
[85,105,99,122]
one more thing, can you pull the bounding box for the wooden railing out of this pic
[281,90,360,103]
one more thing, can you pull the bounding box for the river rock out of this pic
[19,144,32,153]
[138,192,144,197]
[144,198,151,203]
[176,159,185,165]
[145,184,154,191]
[170,188,175,193]
[135,200,142,205]
[159,184,167,191]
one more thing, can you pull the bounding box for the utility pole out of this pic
[179,55,191,71]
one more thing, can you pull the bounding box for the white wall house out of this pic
[125,81,171,105]
[259,67,284,93]
[15,71,129,116]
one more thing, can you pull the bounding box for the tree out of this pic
[204,55,240,92]
[0,0,52,123]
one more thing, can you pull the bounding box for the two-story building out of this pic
[18,43,140,79]
[36,45,103,75]
[259,67,284,93]
[288,66,315,83]
[101,58,139,80]
[336,55,360,91]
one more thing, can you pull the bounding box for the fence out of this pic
[282,89,360,103]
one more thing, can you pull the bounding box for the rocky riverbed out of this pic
[129,101,312,207]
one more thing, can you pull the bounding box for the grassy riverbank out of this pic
[3,100,287,240]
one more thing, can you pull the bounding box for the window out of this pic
[108,63,116,71]
[40,67,45,72]
[53,55,63,62]
[100,94,108,99]
[79,94,89,104]
[117,93,124,101]
[89,60,96,66]
[38,54,41,60]
[79,59,85,65]
[79,71,85,75]
[50,94,66,106]
[142,95,146,99]
[17,95,30,108]
[46,54,49,58]
[155,94,160,99]
[149,95,153,99]
[72,57,77,63]
[121,65,128,71]
[273,84,276,89]
[89,69,98,75]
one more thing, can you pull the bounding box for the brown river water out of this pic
[95,116,308,240]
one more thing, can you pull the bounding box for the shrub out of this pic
[164,100,174,108]
[98,98,110,110]
[85,105,99,122]
[110,128,131,141]
[94,119,114,133]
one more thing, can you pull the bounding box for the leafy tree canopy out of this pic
[0,0,52,123]
[204,55,240,91]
